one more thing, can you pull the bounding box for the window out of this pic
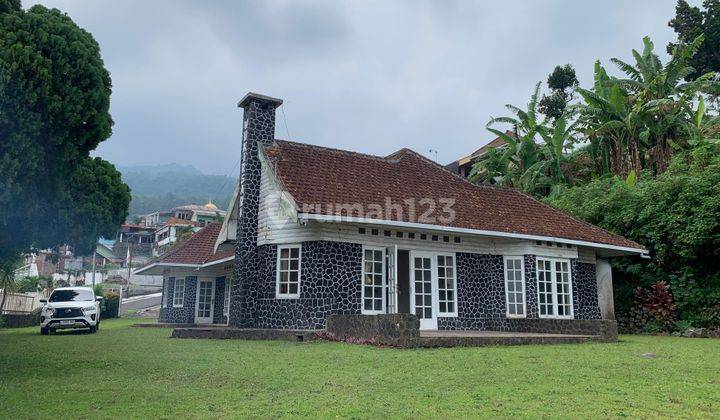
[222,277,230,317]
[172,277,185,307]
[362,247,385,314]
[276,245,301,298]
[537,258,573,318]
[504,257,526,317]
[437,254,457,316]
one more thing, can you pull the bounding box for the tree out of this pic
[0,4,130,261]
[578,35,718,176]
[474,82,548,194]
[538,64,579,121]
[668,0,720,81]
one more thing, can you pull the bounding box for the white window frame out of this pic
[276,244,302,299]
[172,277,185,308]
[503,256,526,318]
[436,253,458,317]
[536,257,574,319]
[361,246,386,315]
[222,277,230,317]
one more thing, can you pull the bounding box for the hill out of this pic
[120,164,236,216]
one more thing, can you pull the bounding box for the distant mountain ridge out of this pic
[120,164,236,216]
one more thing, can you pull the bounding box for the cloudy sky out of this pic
[30,0,686,175]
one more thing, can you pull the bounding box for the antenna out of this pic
[429,149,439,162]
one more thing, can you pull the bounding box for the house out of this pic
[140,211,172,228]
[172,201,226,227]
[445,131,510,178]
[152,217,199,256]
[136,92,647,337]
[113,224,155,261]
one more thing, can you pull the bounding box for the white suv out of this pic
[39,287,103,335]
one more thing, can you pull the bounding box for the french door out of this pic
[410,251,437,330]
[536,258,573,319]
[195,279,215,324]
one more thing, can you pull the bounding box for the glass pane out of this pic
[365,250,373,259]
[437,256,445,265]
[374,250,382,260]
[423,259,430,269]
[289,283,298,294]
[290,260,299,270]
[447,256,453,265]
[374,299,382,310]
[281,248,289,258]
[290,248,299,258]
[289,272,298,282]
[424,308,432,318]
[280,283,288,294]
[374,263,382,273]
[447,302,454,312]
[365,300,372,310]
[281,272,288,282]
[280,260,289,270]
[440,302,447,312]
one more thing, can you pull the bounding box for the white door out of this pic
[195,279,215,324]
[410,251,437,330]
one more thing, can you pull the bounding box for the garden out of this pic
[1,319,719,418]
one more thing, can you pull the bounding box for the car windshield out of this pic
[49,289,95,302]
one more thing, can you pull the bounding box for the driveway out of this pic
[120,292,161,316]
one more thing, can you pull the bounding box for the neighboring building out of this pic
[172,201,226,227]
[137,93,647,335]
[114,224,155,259]
[445,131,511,178]
[152,217,199,256]
[140,211,172,228]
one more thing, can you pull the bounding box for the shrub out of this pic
[642,321,664,334]
[101,292,120,319]
[674,319,694,332]
[634,281,676,327]
[547,146,720,327]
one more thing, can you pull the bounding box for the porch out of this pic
[142,313,616,347]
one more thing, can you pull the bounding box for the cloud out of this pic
[28,0,682,174]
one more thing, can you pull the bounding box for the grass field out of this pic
[1,319,718,418]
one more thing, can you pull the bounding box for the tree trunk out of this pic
[0,272,8,315]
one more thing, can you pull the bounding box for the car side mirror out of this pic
[96,296,103,301]
[39,299,47,304]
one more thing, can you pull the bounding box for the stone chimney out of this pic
[231,92,283,327]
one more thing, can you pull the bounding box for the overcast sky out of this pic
[30,0,687,175]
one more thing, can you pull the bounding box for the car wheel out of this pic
[40,327,49,335]
[89,325,97,333]
[96,320,100,330]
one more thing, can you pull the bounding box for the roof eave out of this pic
[297,213,649,257]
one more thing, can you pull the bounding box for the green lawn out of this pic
[1,319,718,418]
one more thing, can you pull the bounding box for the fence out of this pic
[0,291,41,314]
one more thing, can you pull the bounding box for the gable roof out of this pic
[263,140,645,252]
[135,223,233,273]
[446,131,511,169]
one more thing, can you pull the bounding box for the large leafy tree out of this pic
[668,0,720,81]
[0,2,130,265]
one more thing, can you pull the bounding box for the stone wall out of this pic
[326,313,419,345]
[213,276,227,325]
[158,276,197,324]
[246,241,363,329]
[439,254,603,330]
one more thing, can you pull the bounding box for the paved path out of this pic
[120,293,161,315]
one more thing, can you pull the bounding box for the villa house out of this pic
[136,92,647,337]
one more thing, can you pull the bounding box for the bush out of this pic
[547,146,720,328]
[101,292,120,319]
[642,321,664,334]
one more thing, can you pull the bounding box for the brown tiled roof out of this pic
[264,140,645,251]
[155,223,224,265]
[164,217,196,227]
